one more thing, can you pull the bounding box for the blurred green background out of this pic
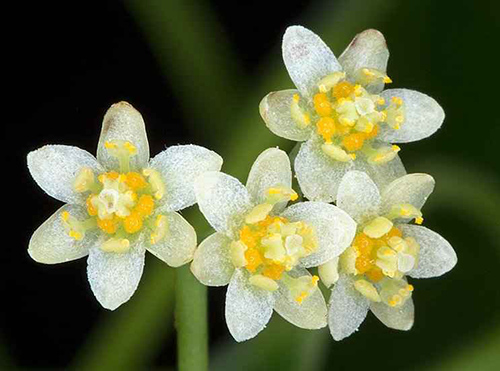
[4,0,500,369]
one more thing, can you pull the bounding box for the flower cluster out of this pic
[27,26,457,343]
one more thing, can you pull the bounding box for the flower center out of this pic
[61,140,168,253]
[338,204,424,308]
[290,69,405,164]
[230,187,320,303]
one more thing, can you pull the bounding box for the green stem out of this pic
[175,265,208,371]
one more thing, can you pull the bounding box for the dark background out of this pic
[3,0,500,369]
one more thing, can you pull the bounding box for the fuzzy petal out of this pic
[191,232,234,287]
[370,298,414,331]
[274,268,327,329]
[400,225,457,279]
[281,201,356,267]
[150,145,223,212]
[337,170,382,223]
[87,245,145,310]
[294,140,405,203]
[381,173,435,216]
[282,26,342,99]
[145,211,197,268]
[225,269,275,342]
[246,147,292,213]
[27,145,104,205]
[28,205,97,264]
[378,89,445,143]
[194,171,253,238]
[339,29,389,93]
[259,90,312,141]
[328,274,370,341]
[97,102,150,171]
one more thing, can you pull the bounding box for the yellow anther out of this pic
[73,167,96,193]
[391,97,403,106]
[142,168,166,200]
[342,132,366,152]
[249,275,279,291]
[363,217,393,239]
[69,230,83,240]
[104,141,117,149]
[123,141,137,155]
[150,214,169,244]
[101,238,130,253]
[354,279,381,302]
[313,93,332,116]
[267,186,298,204]
[124,172,147,190]
[230,240,248,268]
[321,143,354,162]
[332,81,355,100]
[293,93,300,102]
[61,211,89,241]
[317,72,346,93]
[97,216,119,234]
[135,194,155,217]
[377,97,386,105]
[316,117,336,143]
[245,203,273,224]
[392,145,401,152]
[290,94,311,128]
[263,263,286,280]
[61,211,69,222]
[123,211,143,234]
[407,284,414,292]
[363,68,375,77]
[415,216,424,225]
[384,76,393,84]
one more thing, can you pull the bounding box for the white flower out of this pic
[27,101,223,310]
[319,171,457,340]
[259,26,445,202]
[190,148,356,341]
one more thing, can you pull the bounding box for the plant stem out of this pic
[175,264,208,371]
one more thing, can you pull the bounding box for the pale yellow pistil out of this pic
[289,70,406,163]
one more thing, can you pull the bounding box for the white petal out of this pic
[28,205,97,264]
[150,145,223,212]
[378,89,445,143]
[295,139,405,202]
[145,211,197,268]
[294,140,353,203]
[97,102,150,171]
[337,171,382,223]
[87,244,145,310]
[281,201,357,267]
[259,90,312,141]
[328,274,370,341]
[370,298,414,331]
[282,26,342,99]
[400,224,457,279]
[191,232,234,286]
[381,173,435,215]
[27,145,104,205]
[225,269,275,342]
[194,171,253,238]
[339,29,389,93]
[274,268,327,329]
[246,147,292,213]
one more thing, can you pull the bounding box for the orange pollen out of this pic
[313,93,332,116]
[240,225,257,249]
[342,132,366,152]
[316,117,336,142]
[135,195,155,217]
[97,217,119,234]
[332,81,355,100]
[262,264,285,280]
[123,212,143,234]
[244,248,263,273]
[365,267,384,282]
[124,172,147,190]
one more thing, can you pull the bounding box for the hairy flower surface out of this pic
[27,102,222,310]
[260,26,445,202]
[191,148,356,341]
[318,171,457,340]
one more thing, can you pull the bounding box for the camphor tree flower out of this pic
[27,102,222,310]
[190,148,356,341]
[259,26,445,202]
[318,171,457,340]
